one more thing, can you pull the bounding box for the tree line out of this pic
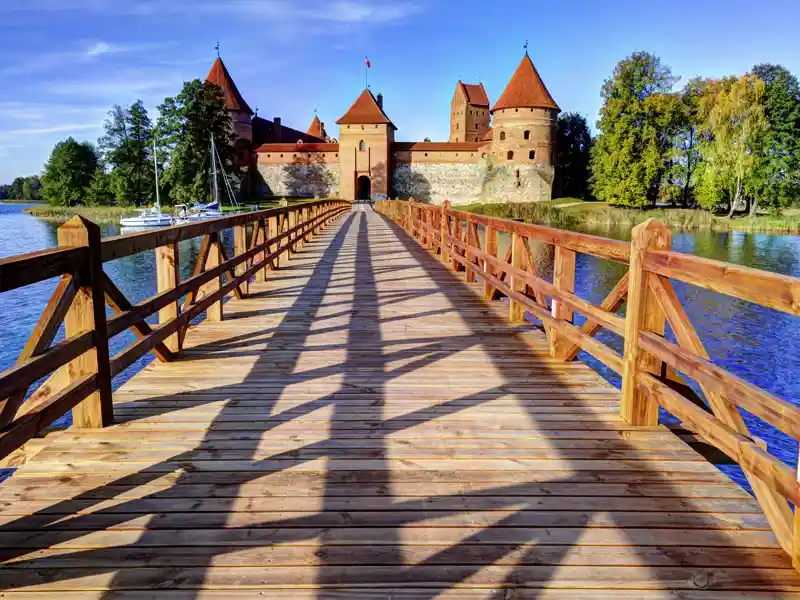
[3,80,235,207]
[558,51,800,215]
[0,176,42,201]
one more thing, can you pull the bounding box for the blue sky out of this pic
[1,0,799,184]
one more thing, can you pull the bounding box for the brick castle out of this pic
[206,53,560,205]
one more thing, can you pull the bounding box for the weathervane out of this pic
[215,42,220,58]
[524,40,529,56]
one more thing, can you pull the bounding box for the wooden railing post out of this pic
[509,232,526,322]
[450,217,462,272]
[621,219,671,426]
[440,201,451,263]
[57,216,113,429]
[288,209,297,258]
[484,226,498,299]
[550,246,577,359]
[406,202,413,235]
[233,224,249,297]
[203,232,223,322]
[156,242,181,354]
[268,216,279,269]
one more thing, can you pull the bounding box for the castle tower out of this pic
[336,89,396,201]
[307,115,328,141]
[449,81,490,143]
[490,53,559,167]
[205,57,254,151]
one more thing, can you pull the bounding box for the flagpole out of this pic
[365,57,368,89]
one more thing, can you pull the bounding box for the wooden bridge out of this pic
[0,198,799,597]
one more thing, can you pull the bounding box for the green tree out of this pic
[99,100,154,206]
[590,51,679,207]
[555,112,593,199]
[85,167,115,205]
[156,80,234,205]
[8,177,25,200]
[665,78,706,207]
[695,75,768,216]
[8,175,43,201]
[0,184,9,200]
[40,137,99,206]
[750,64,800,212]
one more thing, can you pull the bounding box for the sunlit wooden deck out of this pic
[1,205,799,597]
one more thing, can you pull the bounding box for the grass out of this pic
[24,205,139,224]
[457,200,800,233]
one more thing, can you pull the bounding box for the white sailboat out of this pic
[120,139,174,229]
[174,133,242,223]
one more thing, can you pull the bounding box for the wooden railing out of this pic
[376,198,800,567]
[0,200,350,460]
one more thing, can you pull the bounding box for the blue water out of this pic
[0,203,219,443]
[2,203,799,491]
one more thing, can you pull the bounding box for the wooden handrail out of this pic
[0,199,350,462]
[375,198,800,566]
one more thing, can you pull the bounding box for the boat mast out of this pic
[153,137,161,212]
[210,132,219,206]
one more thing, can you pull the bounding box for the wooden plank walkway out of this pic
[1,205,799,597]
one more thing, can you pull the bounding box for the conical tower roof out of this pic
[336,89,395,129]
[206,57,253,115]
[492,54,559,113]
[307,115,326,139]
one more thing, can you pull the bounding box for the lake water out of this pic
[1,202,799,490]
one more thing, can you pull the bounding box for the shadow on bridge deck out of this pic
[0,205,795,597]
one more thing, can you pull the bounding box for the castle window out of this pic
[475,124,478,129]
[280,154,284,157]
[308,153,312,158]
[507,150,514,160]
[267,154,271,157]
[457,123,459,130]
[361,125,364,130]
[529,150,535,160]
[359,140,366,152]
[524,130,530,140]
[515,169,521,188]
[336,153,339,158]
[424,153,428,156]
[515,108,519,112]
[499,131,506,141]
[481,152,486,158]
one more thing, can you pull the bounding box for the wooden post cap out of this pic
[57,215,101,246]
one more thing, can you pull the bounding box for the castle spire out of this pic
[491,53,559,113]
[205,56,253,115]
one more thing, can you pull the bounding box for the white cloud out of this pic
[86,41,122,56]
[5,0,424,24]
[3,123,102,136]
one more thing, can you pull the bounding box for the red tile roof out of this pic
[206,58,253,115]
[256,143,339,153]
[492,54,559,113]
[393,142,484,152]
[460,81,489,107]
[336,89,395,128]
[307,115,325,139]
[483,127,493,141]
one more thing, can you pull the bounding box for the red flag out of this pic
[365,56,371,68]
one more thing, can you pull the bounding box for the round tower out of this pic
[490,53,559,167]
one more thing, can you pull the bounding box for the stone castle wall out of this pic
[256,163,340,198]
[391,158,553,205]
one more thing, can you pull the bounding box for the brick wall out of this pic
[391,158,554,205]
[255,163,340,198]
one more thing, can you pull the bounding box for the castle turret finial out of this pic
[524,40,529,56]
[215,42,220,58]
